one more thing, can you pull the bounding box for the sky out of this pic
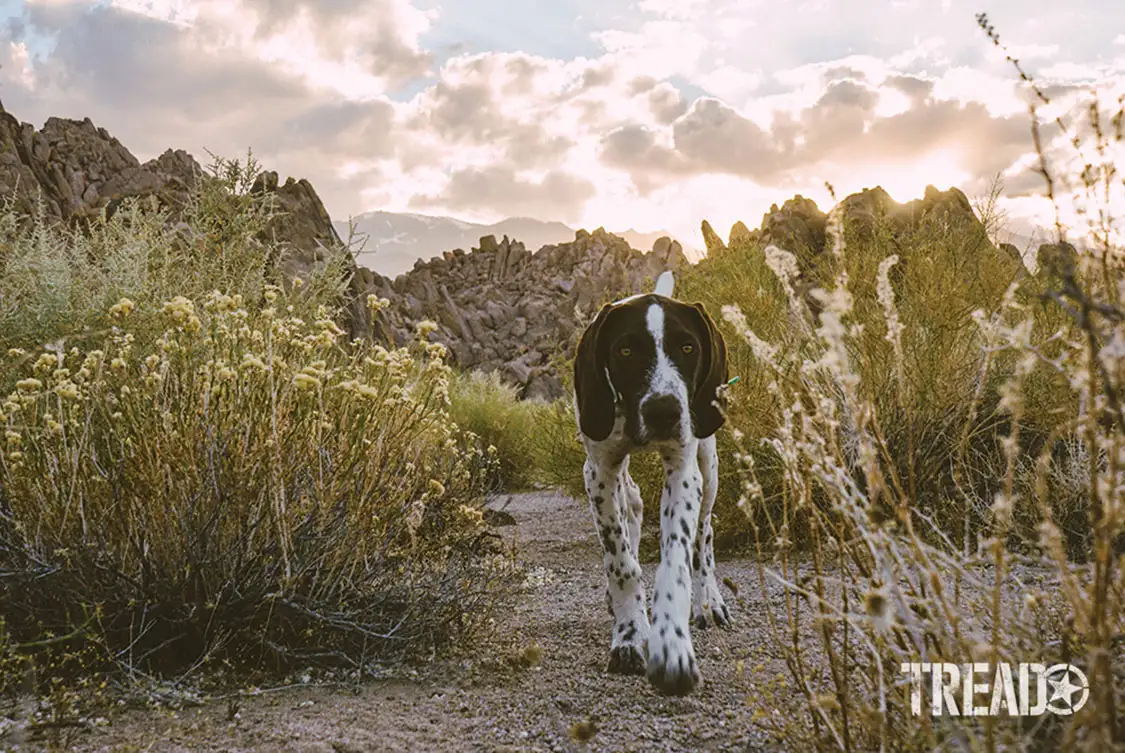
[1,0,1123,249]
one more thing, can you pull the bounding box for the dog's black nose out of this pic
[641,394,682,438]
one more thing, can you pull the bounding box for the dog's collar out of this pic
[716,375,740,400]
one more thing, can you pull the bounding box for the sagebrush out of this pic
[0,159,515,702]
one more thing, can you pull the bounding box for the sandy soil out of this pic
[9,491,798,752]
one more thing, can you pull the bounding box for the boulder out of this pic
[700,219,727,255]
[728,220,756,246]
[1036,241,1078,278]
[759,195,827,258]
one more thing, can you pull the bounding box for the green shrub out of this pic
[679,189,1079,552]
[525,399,585,494]
[723,219,1122,750]
[0,152,349,353]
[448,370,553,491]
[719,37,1124,745]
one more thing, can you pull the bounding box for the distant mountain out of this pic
[334,211,690,277]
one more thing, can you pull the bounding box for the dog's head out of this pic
[574,294,728,444]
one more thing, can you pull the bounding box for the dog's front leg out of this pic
[692,434,731,628]
[646,440,703,695]
[584,456,648,675]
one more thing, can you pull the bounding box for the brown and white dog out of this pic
[573,272,730,696]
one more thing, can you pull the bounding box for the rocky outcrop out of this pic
[357,229,689,400]
[0,103,199,224]
[251,170,342,276]
[758,195,828,261]
[728,220,754,246]
[0,98,342,263]
[0,102,1082,404]
[1036,241,1078,278]
[999,243,1031,280]
[700,219,727,255]
[0,101,373,337]
[710,184,1036,277]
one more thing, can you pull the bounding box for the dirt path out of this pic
[57,491,793,752]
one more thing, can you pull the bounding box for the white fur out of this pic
[644,433,702,692]
[691,435,724,626]
[638,304,692,442]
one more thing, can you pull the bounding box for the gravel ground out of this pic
[8,490,804,752]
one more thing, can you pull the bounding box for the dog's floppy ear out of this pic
[574,304,616,441]
[689,302,728,438]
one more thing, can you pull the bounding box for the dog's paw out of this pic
[692,579,732,630]
[646,623,700,696]
[607,643,646,675]
[606,613,648,675]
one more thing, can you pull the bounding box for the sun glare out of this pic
[863,149,971,203]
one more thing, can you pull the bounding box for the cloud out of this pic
[884,74,934,102]
[598,73,1032,200]
[671,98,785,180]
[1,0,1122,248]
[229,0,434,87]
[0,0,422,218]
[18,2,305,119]
[407,165,596,221]
[264,99,398,162]
[998,164,1048,198]
[647,82,688,124]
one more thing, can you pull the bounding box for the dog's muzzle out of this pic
[641,394,682,441]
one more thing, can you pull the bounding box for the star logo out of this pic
[1044,663,1089,715]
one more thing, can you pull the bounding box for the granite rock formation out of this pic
[0,103,1078,402]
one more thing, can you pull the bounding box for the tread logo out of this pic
[901,662,1089,717]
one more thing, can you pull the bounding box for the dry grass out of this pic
[448,370,557,491]
[716,26,1125,748]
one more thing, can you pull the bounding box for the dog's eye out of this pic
[619,346,632,357]
[681,343,694,355]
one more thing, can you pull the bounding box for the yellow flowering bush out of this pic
[0,290,505,680]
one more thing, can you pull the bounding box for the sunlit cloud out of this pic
[1,0,1122,249]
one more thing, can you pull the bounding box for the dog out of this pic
[573,271,730,696]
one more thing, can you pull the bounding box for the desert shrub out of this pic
[677,237,806,551]
[725,32,1124,747]
[0,293,507,690]
[0,152,349,353]
[0,162,515,698]
[727,240,1123,750]
[449,370,555,490]
[527,399,586,495]
[681,185,1078,554]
